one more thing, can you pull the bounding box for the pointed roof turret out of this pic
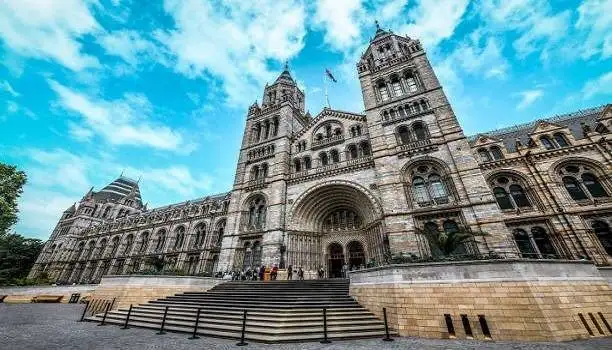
[274,61,295,85]
[65,203,77,213]
[372,20,390,40]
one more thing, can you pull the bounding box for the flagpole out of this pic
[324,70,330,108]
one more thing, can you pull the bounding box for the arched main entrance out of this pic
[328,243,344,278]
[288,182,388,275]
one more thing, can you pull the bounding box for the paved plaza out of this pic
[1,304,610,350]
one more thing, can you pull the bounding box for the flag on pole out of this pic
[325,69,337,83]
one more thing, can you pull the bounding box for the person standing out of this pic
[258,265,265,281]
[297,267,304,280]
[272,265,278,280]
[287,265,293,280]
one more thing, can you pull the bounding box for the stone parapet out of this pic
[90,275,223,309]
[0,284,96,303]
[349,260,612,342]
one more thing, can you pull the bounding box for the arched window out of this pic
[409,164,451,206]
[509,184,531,207]
[320,152,328,166]
[553,133,569,148]
[412,176,430,204]
[513,229,537,258]
[412,122,427,141]
[193,223,206,247]
[390,76,403,96]
[347,145,358,160]
[494,187,514,209]
[540,136,555,150]
[330,149,340,163]
[592,221,612,255]
[251,165,259,180]
[531,227,557,258]
[216,221,225,247]
[110,237,120,257]
[563,176,588,200]
[490,146,504,160]
[261,163,268,178]
[174,226,185,250]
[404,71,418,93]
[303,156,312,169]
[478,148,492,162]
[428,174,448,201]
[252,241,262,267]
[246,196,266,230]
[582,173,608,198]
[294,158,301,172]
[359,141,371,156]
[155,230,166,252]
[139,232,149,253]
[397,125,410,144]
[378,81,390,102]
[102,206,111,218]
[124,235,134,256]
[334,128,342,136]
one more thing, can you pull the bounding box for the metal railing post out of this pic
[79,300,90,322]
[382,307,393,341]
[98,302,111,326]
[189,308,202,339]
[236,309,248,346]
[121,304,133,329]
[320,308,331,344]
[157,306,169,335]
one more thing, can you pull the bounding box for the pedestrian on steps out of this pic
[259,265,265,281]
[297,267,304,280]
[287,265,293,280]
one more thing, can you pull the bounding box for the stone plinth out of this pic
[90,275,223,309]
[349,260,612,342]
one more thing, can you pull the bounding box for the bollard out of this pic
[98,302,111,326]
[382,307,394,341]
[320,308,331,344]
[121,304,133,330]
[236,310,248,346]
[189,308,202,340]
[79,300,90,322]
[157,306,169,335]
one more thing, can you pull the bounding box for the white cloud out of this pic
[401,0,470,49]
[0,80,20,97]
[576,0,612,59]
[157,0,307,106]
[48,79,188,152]
[582,71,612,99]
[7,101,19,113]
[0,0,101,70]
[312,0,365,51]
[98,29,167,68]
[67,121,95,142]
[125,165,213,198]
[515,89,544,110]
[17,187,77,238]
[478,0,571,60]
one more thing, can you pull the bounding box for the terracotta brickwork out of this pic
[350,261,612,341]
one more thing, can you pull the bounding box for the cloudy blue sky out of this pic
[1,0,610,240]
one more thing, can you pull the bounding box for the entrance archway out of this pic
[347,241,365,268]
[328,243,344,278]
[288,181,388,274]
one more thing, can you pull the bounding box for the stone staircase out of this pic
[87,279,392,342]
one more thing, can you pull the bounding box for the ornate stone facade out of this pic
[30,27,612,283]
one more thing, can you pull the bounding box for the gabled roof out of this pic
[293,108,366,140]
[467,105,608,153]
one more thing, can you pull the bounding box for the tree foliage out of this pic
[0,163,27,236]
[0,233,45,285]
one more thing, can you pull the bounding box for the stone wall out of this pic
[90,275,223,309]
[0,284,96,303]
[349,260,612,341]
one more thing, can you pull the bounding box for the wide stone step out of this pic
[149,299,360,309]
[87,316,388,343]
[133,304,373,316]
[88,314,386,340]
[104,310,383,328]
[121,307,379,322]
[165,295,352,302]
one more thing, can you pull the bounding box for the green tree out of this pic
[0,233,44,285]
[0,163,27,236]
[416,227,488,257]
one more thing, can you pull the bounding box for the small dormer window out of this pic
[553,133,569,148]
[540,136,555,150]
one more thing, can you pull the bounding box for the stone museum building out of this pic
[29,25,612,284]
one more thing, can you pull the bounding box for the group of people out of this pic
[220,265,329,281]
